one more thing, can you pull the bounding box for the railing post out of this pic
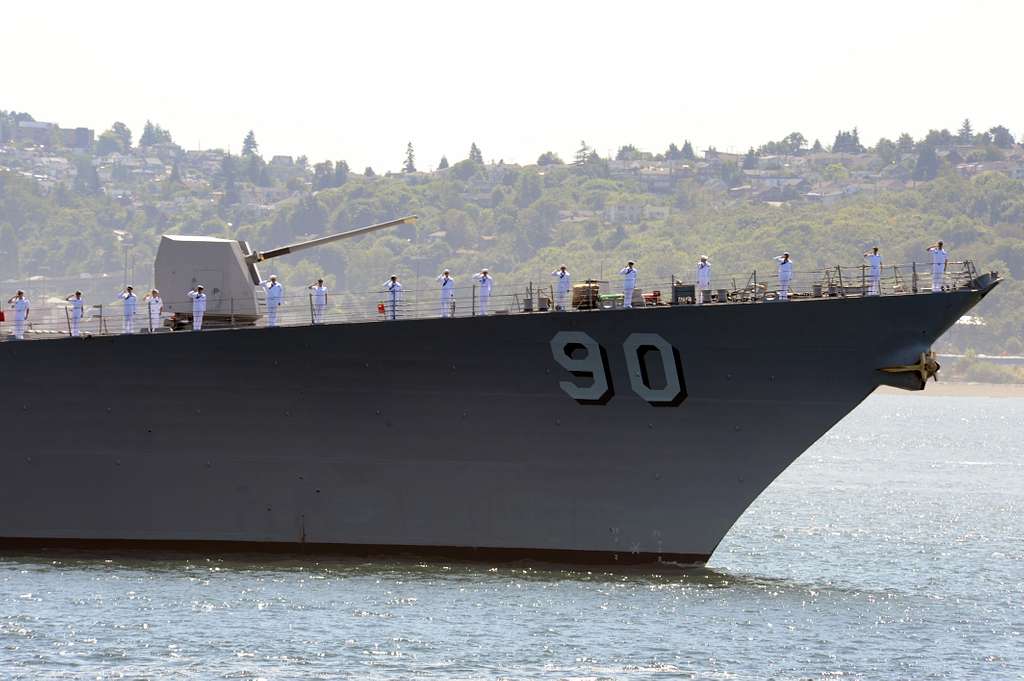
[912,262,918,293]
[64,306,71,336]
[836,265,845,296]
[309,293,314,325]
[861,264,866,297]
[472,284,477,316]
[230,297,235,327]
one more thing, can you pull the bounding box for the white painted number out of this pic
[549,331,613,404]
[622,333,685,406]
[550,331,687,406]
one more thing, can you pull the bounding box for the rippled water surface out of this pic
[1,395,1021,680]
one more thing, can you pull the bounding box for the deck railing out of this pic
[1,260,985,341]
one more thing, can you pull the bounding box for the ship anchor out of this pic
[880,351,941,386]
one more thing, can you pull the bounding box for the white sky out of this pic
[2,0,1021,171]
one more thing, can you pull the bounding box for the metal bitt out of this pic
[880,351,941,387]
[247,215,418,264]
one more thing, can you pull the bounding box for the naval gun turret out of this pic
[154,215,417,328]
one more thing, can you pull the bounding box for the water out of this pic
[1,394,1021,680]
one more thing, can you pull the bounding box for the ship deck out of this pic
[2,259,992,340]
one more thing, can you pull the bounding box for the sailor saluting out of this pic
[7,290,30,340]
[774,252,793,301]
[472,268,493,316]
[437,269,455,318]
[188,285,207,330]
[927,240,948,292]
[145,289,163,332]
[119,286,137,334]
[383,275,403,320]
[619,261,637,308]
[863,246,882,296]
[65,291,85,337]
[308,278,328,324]
[551,265,571,311]
[696,255,712,304]
[260,275,284,327]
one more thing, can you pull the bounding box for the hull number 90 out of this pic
[549,331,686,406]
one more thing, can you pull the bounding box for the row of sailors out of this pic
[3,242,952,338]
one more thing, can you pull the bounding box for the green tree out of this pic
[896,133,915,153]
[296,155,308,170]
[989,125,1015,148]
[616,144,639,161]
[333,160,349,187]
[95,131,123,156]
[913,145,939,181]
[958,118,973,143]
[246,154,271,186]
[681,140,695,160]
[364,166,376,177]
[537,151,563,165]
[515,171,543,207]
[574,140,592,165]
[403,142,416,173]
[875,138,897,164]
[438,155,449,170]
[811,139,824,152]
[313,161,334,189]
[742,147,758,169]
[139,120,173,146]
[242,130,258,156]
[111,122,131,149]
[73,157,101,195]
[468,142,483,163]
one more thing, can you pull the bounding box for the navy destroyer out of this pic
[0,218,1001,565]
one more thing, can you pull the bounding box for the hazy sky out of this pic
[3,0,1021,171]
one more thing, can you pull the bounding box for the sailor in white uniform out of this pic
[308,278,328,324]
[261,275,284,326]
[7,290,30,340]
[145,289,163,332]
[65,291,85,337]
[437,269,455,318]
[696,255,712,304]
[188,285,207,330]
[927,241,948,292]
[619,261,638,308]
[863,247,882,296]
[551,265,571,311]
[774,252,793,301]
[472,268,493,316]
[119,286,137,334]
[383,275,403,320]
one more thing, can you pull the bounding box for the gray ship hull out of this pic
[0,284,997,564]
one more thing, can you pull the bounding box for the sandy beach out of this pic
[875,382,1024,398]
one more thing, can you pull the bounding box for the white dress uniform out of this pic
[775,256,793,301]
[262,280,284,326]
[383,280,403,320]
[437,274,455,317]
[146,296,163,331]
[120,291,137,334]
[551,269,571,310]
[865,253,882,296]
[67,296,84,336]
[928,246,948,292]
[696,261,712,304]
[12,296,30,339]
[188,291,207,330]
[619,266,638,308]
[310,285,328,324]
[473,273,493,315]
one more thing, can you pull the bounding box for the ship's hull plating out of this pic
[0,288,994,564]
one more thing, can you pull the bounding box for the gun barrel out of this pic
[246,215,417,263]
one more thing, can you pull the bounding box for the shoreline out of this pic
[874,382,1024,398]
